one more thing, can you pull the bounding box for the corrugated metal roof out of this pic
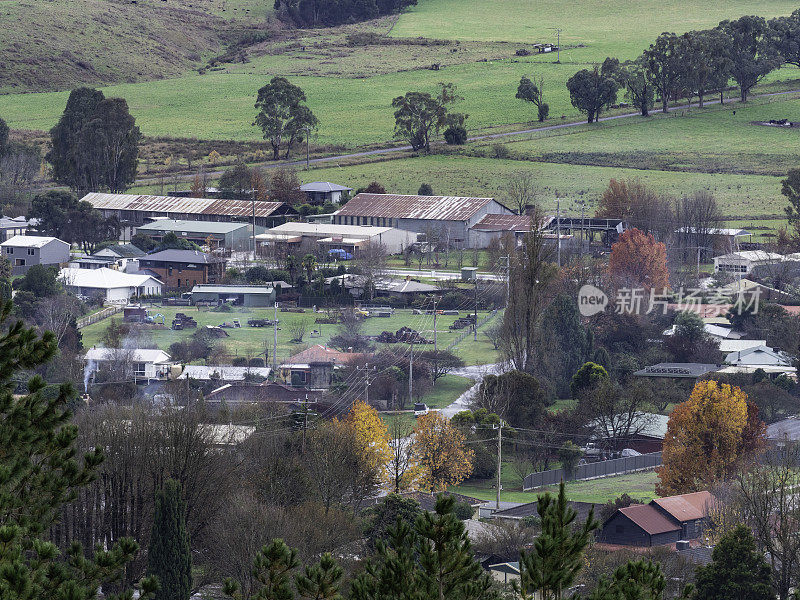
[300,182,352,192]
[651,492,713,522]
[191,285,274,295]
[1,235,66,248]
[472,214,532,231]
[82,193,286,219]
[619,504,680,535]
[335,193,503,221]
[141,249,213,264]
[137,220,249,234]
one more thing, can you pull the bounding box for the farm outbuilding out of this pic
[135,219,259,251]
[600,504,681,547]
[299,181,352,205]
[257,222,417,255]
[332,193,514,248]
[190,284,275,307]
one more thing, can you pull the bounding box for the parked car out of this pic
[414,402,429,417]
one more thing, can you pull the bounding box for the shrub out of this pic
[453,501,474,520]
[232,357,247,367]
[444,125,468,145]
[248,357,265,367]
[515,48,531,56]
[538,102,550,121]
[492,143,509,159]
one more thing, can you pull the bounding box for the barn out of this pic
[600,504,681,547]
[332,193,514,248]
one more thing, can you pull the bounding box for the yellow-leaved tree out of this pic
[657,380,765,495]
[345,400,392,480]
[411,411,474,492]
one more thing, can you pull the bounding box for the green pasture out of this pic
[296,154,790,219]
[3,53,798,151]
[80,306,499,366]
[391,0,799,62]
[478,94,800,178]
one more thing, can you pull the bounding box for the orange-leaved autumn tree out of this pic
[344,400,392,479]
[411,411,473,492]
[608,227,668,291]
[657,380,765,495]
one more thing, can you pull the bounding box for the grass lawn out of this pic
[421,374,474,408]
[80,306,499,366]
[451,470,660,504]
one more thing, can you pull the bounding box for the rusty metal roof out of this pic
[619,504,680,535]
[471,214,532,232]
[650,491,713,522]
[335,193,504,222]
[82,193,286,219]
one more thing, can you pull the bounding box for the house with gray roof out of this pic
[300,181,352,205]
[1,235,71,275]
[333,193,514,248]
[633,363,721,379]
[139,249,223,289]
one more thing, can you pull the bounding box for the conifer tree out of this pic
[0,299,157,599]
[351,495,497,600]
[515,482,599,600]
[694,525,774,600]
[147,479,192,600]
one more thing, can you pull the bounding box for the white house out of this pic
[713,251,784,275]
[59,267,163,303]
[84,347,173,382]
[720,345,797,376]
[1,235,70,275]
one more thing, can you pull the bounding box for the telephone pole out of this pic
[473,277,478,341]
[432,295,438,352]
[408,336,414,404]
[272,302,278,374]
[549,27,563,63]
[358,362,375,403]
[494,421,504,509]
[556,197,562,268]
[502,255,510,308]
[298,394,316,454]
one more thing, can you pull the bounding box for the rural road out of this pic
[439,363,504,418]
[136,87,800,187]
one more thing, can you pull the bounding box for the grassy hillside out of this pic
[0,0,271,93]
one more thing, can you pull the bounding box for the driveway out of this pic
[439,363,505,418]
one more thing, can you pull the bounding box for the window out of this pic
[134,362,147,377]
[177,279,181,287]
[4,247,12,254]
[291,370,308,386]
[27,248,34,256]
[14,259,25,266]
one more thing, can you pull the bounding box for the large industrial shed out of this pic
[81,193,297,238]
[135,219,258,251]
[257,222,417,255]
[191,284,276,307]
[332,193,514,248]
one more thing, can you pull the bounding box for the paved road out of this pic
[135,87,800,186]
[439,363,504,418]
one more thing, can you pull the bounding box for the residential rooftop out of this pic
[1,235,64,248]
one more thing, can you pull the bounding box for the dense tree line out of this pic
[273,0,416,28]
[566,11,800,122]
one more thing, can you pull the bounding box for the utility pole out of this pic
[580,202,585,260]
[549,27,563,63]
[502,255,510,309]
[251,195,257,261]
[433,296,438,353]
[556,197,562,268]
[358,362,375,403]
[272,301,278,375]
[494,421,503,509]
[408,336,414,405]
[473,276,478,341]
[299,394,316,454]
[305,125,311,170]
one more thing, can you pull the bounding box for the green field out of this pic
[291,154,789,218]
[391,0,799,61]
[80,306,499,366]
[453,470,659,504]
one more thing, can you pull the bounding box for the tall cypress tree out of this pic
[0,298,157,600]
[147,479,192,600]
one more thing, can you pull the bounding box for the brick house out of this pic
[138,249,222,289]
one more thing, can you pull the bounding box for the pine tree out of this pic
[0,299,157,600]
[147,479,192,600]
[694,525,774,600]
[296,554,343,600]
[515,482,599,600]
[351,495,497,600]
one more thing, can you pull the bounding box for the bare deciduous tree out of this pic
[505,171,539,215]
